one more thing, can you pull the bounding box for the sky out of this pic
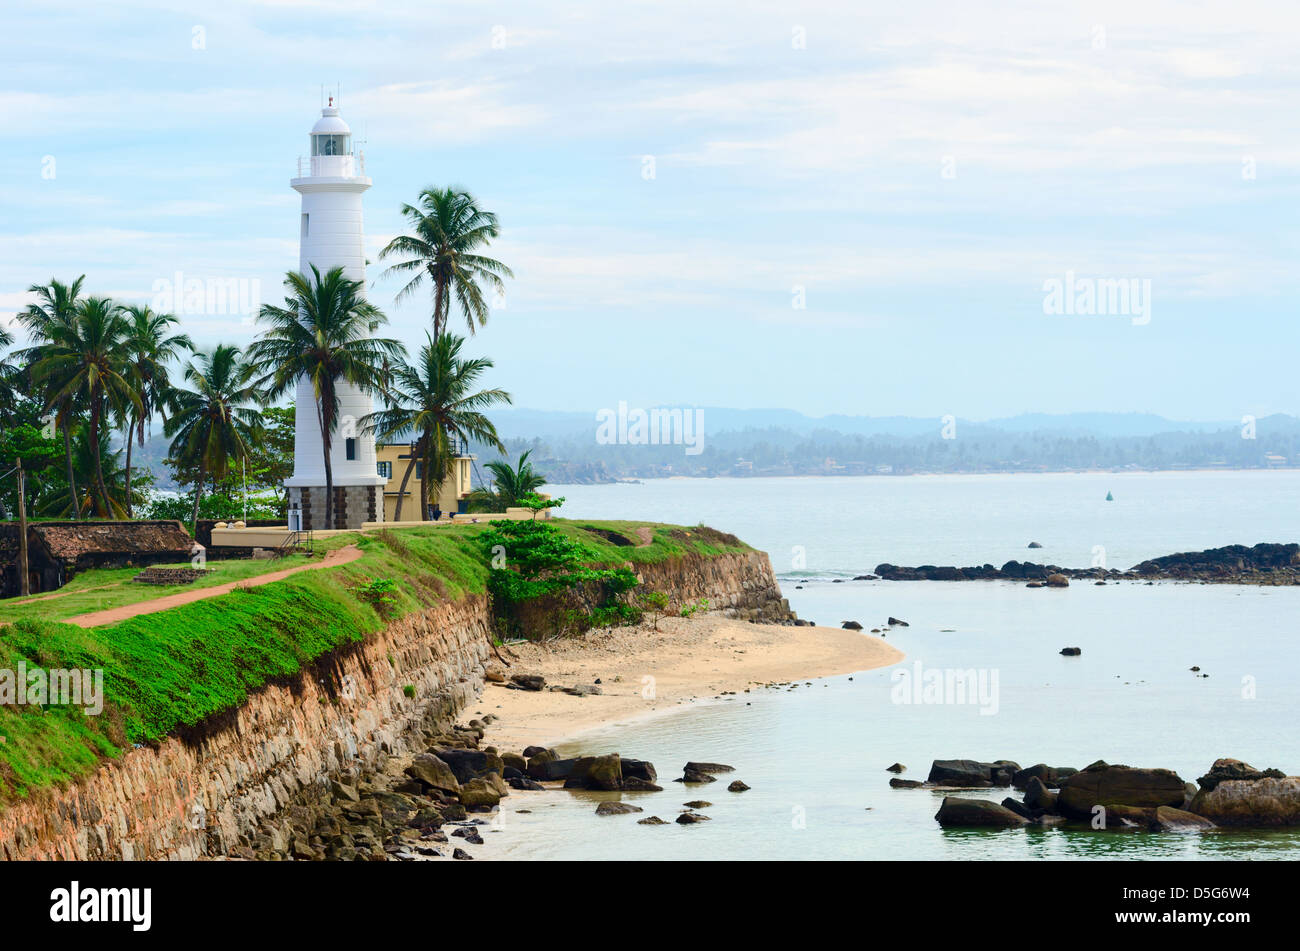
[2,0,1298,422]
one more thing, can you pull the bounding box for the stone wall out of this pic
[289,485,380,530]
[0,595,492,861]
[0,544,789,860]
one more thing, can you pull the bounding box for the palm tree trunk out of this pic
[191,464,206,536]
[419,428,431,521]
[317,399,335,530]
[61,413,79,518]
[393,455,417,521]
[433,279,446,341]
[124,419,134,518]
[89,398,112,517]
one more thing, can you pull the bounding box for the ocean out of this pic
[482,471,1300,859]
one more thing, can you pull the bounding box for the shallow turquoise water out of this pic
[481,472,1300,859]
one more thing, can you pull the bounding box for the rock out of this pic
[1001,797,1039,820]
[434,748,505,785]
[727,780,750,792]
[507,776,545,791]
[562,754,623,791]
[683,800,712,808]
[484,666,507,683]
[1190,773,1300,826]
[330,780,360,804]
[1059,647,1082,656]
[1152,806,1215,832]
[934,797,1029,827]
[637,816,668,825]
[886,763,906,773]
[887,617,909,627]
[674,768,718,784]
[926,759,997,787]
[1057,763,1188,819]
[890,778,923,789]
[842,621,863,630]
[1024,777,1058,812]
[685,761,734,774]
[1027,542,1043,549]
[595,801,643,816]
[1097,804,1156,829]
[1012,764,1077,789]
[1196,757,1286,792]
[526,752,570,781]
[563,684,602,697]
[1046,573,1069,587]
[510,673,546,691]
[622,777,664,792]
[501,752,528,773]
[522,745,549,758]
[457,778,502,809]
[1026,581,1045,588]
[676,812,711,824]
[452,847,473,860]
[621,758,658,782]
[405,754,460,795]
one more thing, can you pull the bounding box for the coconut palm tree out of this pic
[119,305,193,516]
[30,296,139,516]
[19,275,86,514]
[482,449,547,507]
[363,332,511,521]
[164,345,263,533]
[249,265,404,529]
[378,187,513,340]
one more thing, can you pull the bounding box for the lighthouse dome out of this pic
[311,105,351,135]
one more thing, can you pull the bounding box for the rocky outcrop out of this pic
[872,543,1300,585]
[926,759,1020,787]
[1056,762,1188,819]
[1190,759,1300,826]
[935,797,1028,827]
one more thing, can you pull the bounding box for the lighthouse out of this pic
[283,99,386,530]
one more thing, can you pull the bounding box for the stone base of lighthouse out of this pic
[287,484,381,531]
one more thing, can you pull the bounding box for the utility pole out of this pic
[16,457,29,596]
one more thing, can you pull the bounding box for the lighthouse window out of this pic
[312,134,350,156]
[345,438,357,461]
[300,213,309,238]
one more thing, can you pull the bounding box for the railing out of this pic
[273,529,313,559]
[295,151,366,178]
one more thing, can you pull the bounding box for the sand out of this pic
[471,615,904,753]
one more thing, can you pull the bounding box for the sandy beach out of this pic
[470,615,904,753]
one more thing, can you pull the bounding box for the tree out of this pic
[378,187,513,340]
[0,425,61,595]
[29,296,140,515]
[119,305,192,516]
[249,266,403,529]
[363,332,510,521]
[19,276,86,515]
[164,345,263,533]
[483,449,547,507]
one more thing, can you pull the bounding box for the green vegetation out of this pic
[0,519,749,803]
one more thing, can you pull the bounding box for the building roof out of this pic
[31,521,194,561]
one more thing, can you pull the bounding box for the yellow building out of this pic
[374,442,476,522]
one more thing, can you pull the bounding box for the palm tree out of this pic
[30,296,139,515]
[378,187,513,340]
[19,276,86,514]
[249,265,404,529]
[363,332,511,521]
[120,305,193,517]
[483,449,546,507]
[164,345,263,533]
[34,427,132,518]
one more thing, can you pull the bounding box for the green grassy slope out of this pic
[0,520,749,804]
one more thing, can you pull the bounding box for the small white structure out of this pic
[283,99,386,529]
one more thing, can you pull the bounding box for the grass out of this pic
[0,519,750,804]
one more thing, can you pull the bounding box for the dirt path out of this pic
[64,545,365,628]
[634,526,654,547]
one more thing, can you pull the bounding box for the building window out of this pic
[376,461,392,479]
[312,133,351,156]
[415,461,424,479]
[345,438,357,461]
[301,213,309,238]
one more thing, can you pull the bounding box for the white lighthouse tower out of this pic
[283,98,386,530]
